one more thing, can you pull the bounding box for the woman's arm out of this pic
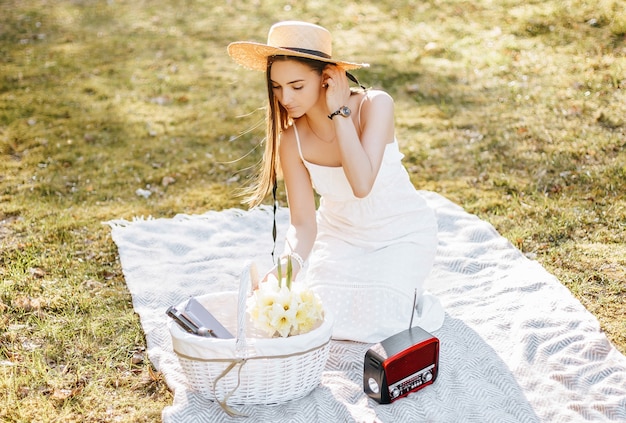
[324,67,395,198]
[265,127,317,281]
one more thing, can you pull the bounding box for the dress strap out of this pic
[292,122,306,163]
[357,93,368,130]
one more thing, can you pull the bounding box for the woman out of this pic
[228,21,444,343]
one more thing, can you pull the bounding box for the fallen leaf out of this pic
[29,267,46,278]
[50,386,82,401]
[12,296,44,312]
[131,351,144,365]
[161,176,176,187]
[83,279,104,290]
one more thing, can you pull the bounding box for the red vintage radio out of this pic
[363,325,440,404]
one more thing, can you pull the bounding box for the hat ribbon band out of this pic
[281,47,332,60]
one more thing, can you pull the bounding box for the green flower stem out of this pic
[286,256,293,290]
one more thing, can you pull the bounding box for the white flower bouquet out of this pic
[247,257,324,338]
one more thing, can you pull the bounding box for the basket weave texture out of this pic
[169,267,333,406]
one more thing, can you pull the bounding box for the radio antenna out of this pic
[409,288,418,329]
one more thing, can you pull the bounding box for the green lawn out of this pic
[1,0,624,421]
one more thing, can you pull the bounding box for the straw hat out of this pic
[227,21,369,71]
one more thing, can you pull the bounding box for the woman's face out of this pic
[270,60,323,119]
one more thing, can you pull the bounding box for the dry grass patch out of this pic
[1,0,624,420]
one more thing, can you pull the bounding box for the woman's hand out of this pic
[260,255,303,285]
[261,265,279,284]
[250,262,260,291]
[323,65,351,113]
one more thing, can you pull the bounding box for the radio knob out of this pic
[391,388,400,399]
[424,371,433,382]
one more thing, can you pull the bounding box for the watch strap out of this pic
[328,106,351,120]
[328,109,341,119]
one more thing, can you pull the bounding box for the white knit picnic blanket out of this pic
[107,191,626,422]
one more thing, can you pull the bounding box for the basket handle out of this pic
[235,262,253,358]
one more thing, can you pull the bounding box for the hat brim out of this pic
[227,41,369,72]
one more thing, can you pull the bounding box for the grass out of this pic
[1,0,624,421]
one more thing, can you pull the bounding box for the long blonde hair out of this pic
[242,56,327,208]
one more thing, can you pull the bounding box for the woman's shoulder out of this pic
[358,89,394,111]
[361,88,393,102]
[357,89,394,120]
[282,121,296,139]
[278,122,298,154]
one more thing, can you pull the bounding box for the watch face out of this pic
[329,106,352,120]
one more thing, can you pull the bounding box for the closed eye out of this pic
[270,78,306,90]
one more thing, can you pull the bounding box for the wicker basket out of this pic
[169,264,333,410]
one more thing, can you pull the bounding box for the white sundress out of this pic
[294,97,445,343]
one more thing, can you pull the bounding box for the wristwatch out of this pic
[328,105,351,120]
